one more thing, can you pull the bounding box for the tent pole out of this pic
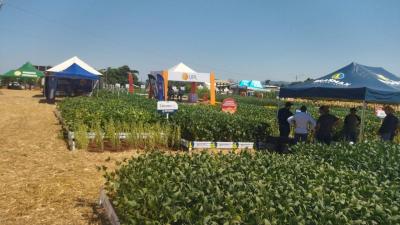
[360,100,367,142]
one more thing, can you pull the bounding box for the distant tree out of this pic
[100,65,139,85]
[264,79,271,85]
[304,77,314,82]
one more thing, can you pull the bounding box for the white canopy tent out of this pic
[168,62,196,73]
[47,56,102,75]
[150,62,216,104]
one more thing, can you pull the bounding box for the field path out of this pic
[0,89,135,225]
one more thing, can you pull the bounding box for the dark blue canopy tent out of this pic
[279,62,400,140]
[279,62,400,103]
[45,63,100,102]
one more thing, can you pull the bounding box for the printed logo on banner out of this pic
[182,73,189,80]
[14,71,22,76]
[314,72,351,86]
[376,74,400,86]
[331,72,345,80]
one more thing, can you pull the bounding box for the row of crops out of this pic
[103,141,400,224]
[58,92,400,223]
[58,92,275,148]
[59,91,388,150]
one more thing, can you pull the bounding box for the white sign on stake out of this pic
[157,101,178,113]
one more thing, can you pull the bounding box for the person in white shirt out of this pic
[287,105,316,143]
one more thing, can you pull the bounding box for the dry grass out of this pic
[0,89,255,224]
[0,89,139,225]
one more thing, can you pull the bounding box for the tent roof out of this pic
[53,63,99,80]
[1,62,44,78]
[168,62,196,73]
[47,56,102,75]
[239,80,265,90]
[279,62,400,103]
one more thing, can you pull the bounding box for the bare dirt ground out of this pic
[0,89,137,225]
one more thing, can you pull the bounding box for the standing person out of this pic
[378,106,399,141]
[178,86,184,102]
[315,106,339,145]
[277,102,293,138]
[343,107,361,143]
[168,86,174,100]
[287,105,316,143]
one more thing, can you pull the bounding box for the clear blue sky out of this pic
[1,0,399,82]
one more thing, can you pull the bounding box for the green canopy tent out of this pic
[1,62,44,81]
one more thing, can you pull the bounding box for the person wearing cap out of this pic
[315,105,339,145]
[378,106,399,141]
[343,107,361,143]
[277,102,294,138]
[287,105,316,143]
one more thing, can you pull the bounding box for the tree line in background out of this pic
[99,65,140,85]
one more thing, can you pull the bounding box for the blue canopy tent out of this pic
[45,63,100,102]
[280,62,400,103]
[279,62,400,139]
[238,80,268,92]
[54,63,99,80]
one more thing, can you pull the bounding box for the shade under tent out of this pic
[279,62,400,140]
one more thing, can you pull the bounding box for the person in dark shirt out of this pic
[178,86,184,102]
[343,107,361,143]
[378,106,399,141]
[315,105,339,145]
[277,102,293,138]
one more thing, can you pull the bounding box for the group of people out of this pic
[278,102,399,144]
[168,86,184,101]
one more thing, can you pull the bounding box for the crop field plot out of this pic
[57,92,399,224]
[104,144,400,225]
[3,90,399,225]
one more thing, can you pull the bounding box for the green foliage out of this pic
[58,93,272,142]
[197,87,209,99]
[104,149,400,224]
[99,65,139,85]
[93,121,104,150]
[105,119,120,149]
[292,141,400,182]
[74,122,89,149]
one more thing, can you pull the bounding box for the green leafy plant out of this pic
[74,122,89,149]
[105,119,120,150]
[104,149,400,224]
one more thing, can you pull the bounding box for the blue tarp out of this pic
[279,62,400,103]
[53,63,99,80]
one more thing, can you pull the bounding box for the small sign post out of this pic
[157,101,178,119]
[221,98,237,114]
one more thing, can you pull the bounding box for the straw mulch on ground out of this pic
[0,89,138,225]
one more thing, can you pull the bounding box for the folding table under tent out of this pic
[149,62,216,105]
[45,57,101,101]
[279,62,400,139]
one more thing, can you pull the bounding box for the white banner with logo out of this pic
[168,72,210,83]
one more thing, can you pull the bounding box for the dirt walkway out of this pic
[0,89,136,225]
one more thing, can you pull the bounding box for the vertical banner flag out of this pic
[148,74,157,98]
[128,72,134,94]
[156,74,165,101]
